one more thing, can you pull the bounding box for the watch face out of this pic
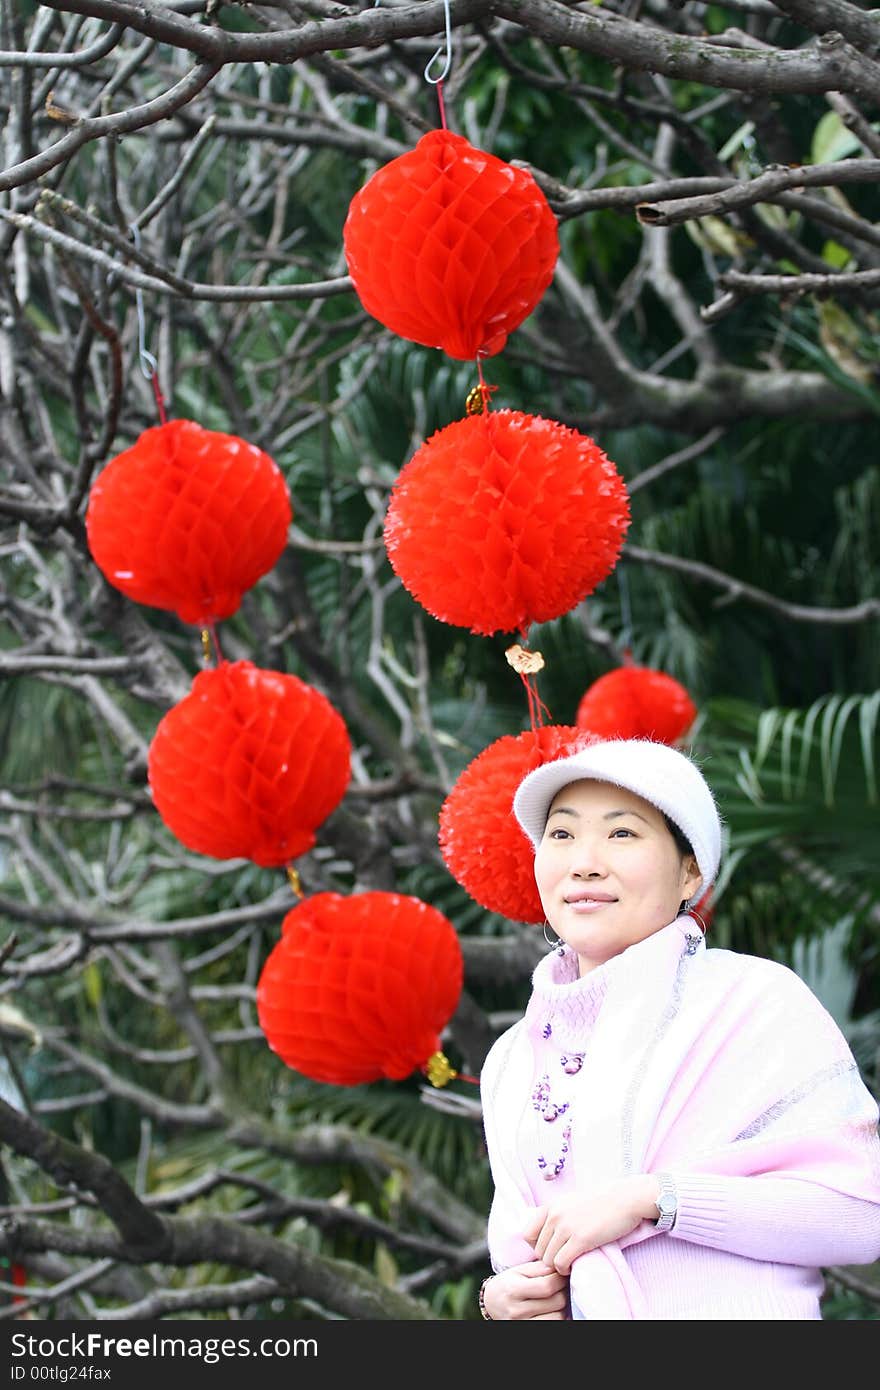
[658,1195,676,1215]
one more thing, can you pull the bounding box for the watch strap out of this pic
[653,1171,678,1234]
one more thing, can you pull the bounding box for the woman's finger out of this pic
[532,1224,551,1260]
[536,1272,568,1296]
[521,1206,547,1243]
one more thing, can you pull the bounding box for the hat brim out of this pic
[511,738,721,890]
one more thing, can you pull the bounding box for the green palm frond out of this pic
[0,677,99,786]
[699,693,880,974]
[791,914,880,1083]
[705,691,878,822]
[825,465,880,605]
[398,856,505,935]
[277,1075,489,1208]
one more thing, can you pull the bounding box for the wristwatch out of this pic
[653,1172,678,1234]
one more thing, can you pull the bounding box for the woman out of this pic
[478,738,880,1320]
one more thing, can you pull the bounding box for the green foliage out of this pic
[822,1279,880,1320]
[3,10,879,1321]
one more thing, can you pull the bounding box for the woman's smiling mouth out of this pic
[563,890,618,910]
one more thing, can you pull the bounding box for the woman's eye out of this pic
[548,827,572,840]
[610,827,635,838]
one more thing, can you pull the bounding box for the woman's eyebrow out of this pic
[605,809,651,825]
[546,806,651,824]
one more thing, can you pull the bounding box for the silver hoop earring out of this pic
[680,900,708,935]
[542,921,565,954]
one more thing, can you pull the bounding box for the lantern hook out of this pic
[131,224,158,382]
[424,0,453,85]
[130,223,167,424]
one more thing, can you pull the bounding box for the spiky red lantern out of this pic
[576,665,697,745]
[384,410,630,636]
[440,725,592,923]
[343,130,559,361]
[148,661,351,867]
[256,892,463,1085]
[86,419,291,625]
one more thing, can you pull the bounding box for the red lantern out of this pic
[86,419,292,625]
[384,410,630,636]
[439,725,591,923]
[148,661,351,867]
[256,892,463,1085]
[576,665,697,745]
[343,130,559,361]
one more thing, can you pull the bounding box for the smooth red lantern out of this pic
[439,725,591,923]
[86,419,292,625]
[384,410,630,636]
[343,130,559,361]
[256,892,463,1085]
[576,665,697,745]
[148,661,351,867]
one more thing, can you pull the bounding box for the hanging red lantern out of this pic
[148,661,351,867]
[576,665,697,745]
[86,419,292,625]
[439,725,591,923]
[384,410,630,636]
[343,130,559,361]
[256,892,463,1085]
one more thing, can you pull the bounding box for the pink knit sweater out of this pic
[480,922,880,1320]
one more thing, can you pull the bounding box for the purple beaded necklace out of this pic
[531,1025,585,1181]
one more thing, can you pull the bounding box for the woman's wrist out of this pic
[635,1173,662,1220]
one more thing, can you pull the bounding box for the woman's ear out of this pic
[682,856,702,902]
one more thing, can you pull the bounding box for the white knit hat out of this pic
[512,739,722,890]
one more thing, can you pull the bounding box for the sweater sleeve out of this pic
[655,961,880,1271]
[480,1022,539,1274]
[666,1171,880,1267]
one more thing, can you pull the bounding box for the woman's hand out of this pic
[521,1175,660,1274]
[481,1260,569,1320]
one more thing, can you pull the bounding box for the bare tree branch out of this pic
[0,61,221,192]
[771,0,880,56]
[0,1095,169,1254]
[636,158,880,227]
[625,546,880,625]
[1,1213,437,1317]
[0,24,125,69]
[718,266,880,297]
[37,0,880,100]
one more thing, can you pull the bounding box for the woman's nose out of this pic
[570,838,607,878]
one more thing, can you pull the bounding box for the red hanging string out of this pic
[509,626,552,733]
[208,621,224,664]
[150,369,168,426]
[476,355,497,413]
[436,78,448,130]
[519,670,552,732]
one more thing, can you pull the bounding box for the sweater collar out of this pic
[525,945,616,1047]
[525,918,698,1048]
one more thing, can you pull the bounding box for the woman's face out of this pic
[534,778,702,978]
